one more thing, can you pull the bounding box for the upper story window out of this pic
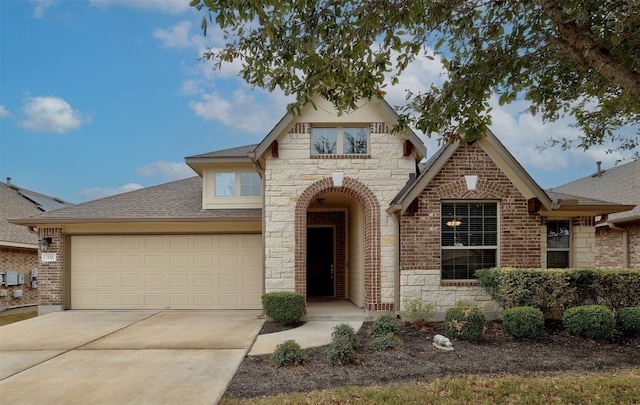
[215,172,261,197]
[546,220,570,268]
[441,202,498,280]
[311,126,369,156]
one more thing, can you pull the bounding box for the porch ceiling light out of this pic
[332,172,344,187]
[39,237,52,252]
[465,175,478,191]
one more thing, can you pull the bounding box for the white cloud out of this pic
[0,105,9,117]
[78,183,144,200]
[19,95,89,133]
[153,20,206,50]
[31,0,56,19]
[136,161,194,180]
[189,89,288,134]
[89,0,190,14]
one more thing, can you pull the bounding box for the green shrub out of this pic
[370,333,400,351]
[445,306,487,342]
[476,267,640,312]
[454,299,474,309]
[615,307,640,336]
[399,299,436,325]
[326,335,360,365]
[261,292,305,325]
[331,323,359,347]
[563,305,615,339]
[371,315,400,337]
[502,306,545,339]
[270,340,307,368]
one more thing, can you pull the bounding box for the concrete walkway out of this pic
[0,310,263,405]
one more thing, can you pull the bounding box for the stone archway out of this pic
[295,177,385,311]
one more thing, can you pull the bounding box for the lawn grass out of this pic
[220,368,640,405]
[0,311,37,326]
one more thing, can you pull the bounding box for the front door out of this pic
[306,227,335,297]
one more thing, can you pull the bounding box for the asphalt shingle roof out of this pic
[186,144,258,159]
[10,177,261,225]
[549,160,640,223]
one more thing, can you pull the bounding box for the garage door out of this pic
[71,234,262,309]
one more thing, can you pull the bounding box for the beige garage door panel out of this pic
[71,235,262,309]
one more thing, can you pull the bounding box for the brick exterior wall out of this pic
[399,143,542,313]
[595,223,640,268]
[0,246,38,307]
[37,227,65,313]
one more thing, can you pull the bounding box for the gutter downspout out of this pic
[250,153,267,317]
[608,222,629,268]
[389,209,401,317]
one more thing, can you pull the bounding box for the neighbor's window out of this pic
[546,220,570,268]
[441,202,498,280]
[311,126,368,155]
[215,172,261,197]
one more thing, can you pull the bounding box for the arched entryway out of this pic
[294,176,383,310]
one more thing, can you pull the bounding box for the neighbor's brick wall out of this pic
[399,143,542,312]
[0,246,38,307]
[37,227,65,308]
[595,223,640,268]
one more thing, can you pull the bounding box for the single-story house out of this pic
[10,97,635,316]
[550,160,639,268]
[1,178,73,309]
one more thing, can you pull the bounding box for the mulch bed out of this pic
[224,319,640,399]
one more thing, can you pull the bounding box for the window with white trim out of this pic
[215,172,261,197]
[441,202,498,280]
[311,126,369,155]
[546,220,570,268]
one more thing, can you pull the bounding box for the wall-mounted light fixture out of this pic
[316,198,325,205]
[332,172,344,187]
[39,237,52,252]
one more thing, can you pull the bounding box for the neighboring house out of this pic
[550,160,640,268]
[10,97,635,316]
[1,178,72,309]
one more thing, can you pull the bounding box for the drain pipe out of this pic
[391,212,401,317]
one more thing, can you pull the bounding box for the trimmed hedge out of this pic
[445,306,487,342]
[616,307,640,336]
[502,306,545,340]
[476,267,640,311]
[261,292,306,325]
[563,305,615,339]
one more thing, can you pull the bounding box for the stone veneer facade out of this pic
[263,122,417,311]
[398,143,542,314]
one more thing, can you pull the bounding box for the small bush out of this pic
[445,306,487,342]
[261,292,305,325]
[400,299,436,325]
[371,315,401,337]
[331,323,359,347]
[502,306,545,339]
[563,305,615,339]
[270,340,307,368]
[370,333,400,351]
[327,335,360,365]
[455,299,474,309]
[615,307,640,336]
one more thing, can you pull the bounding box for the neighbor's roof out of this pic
[9,177,261,226]
[549,160,640,224]
[1,181,73,247]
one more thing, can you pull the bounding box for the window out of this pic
[546,220,570,268]
[441,202,497,280]
[311,126,368,155]
[215,172,261,197]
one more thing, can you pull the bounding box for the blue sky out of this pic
[0,0,635,204]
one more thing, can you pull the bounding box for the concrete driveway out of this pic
[0,310,264,404]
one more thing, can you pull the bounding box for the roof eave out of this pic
[8,216,263,226]
[541,204,636,218]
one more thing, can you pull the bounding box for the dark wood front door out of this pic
[306,227,335,297]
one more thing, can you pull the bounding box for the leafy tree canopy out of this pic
[191,0,640,153]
